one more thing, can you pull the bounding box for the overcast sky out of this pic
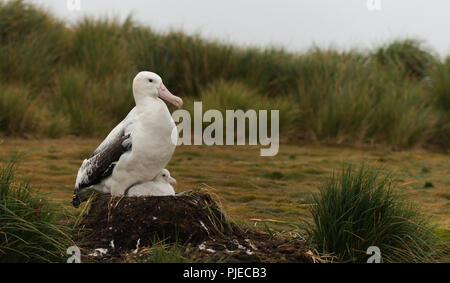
[31,0,450,57]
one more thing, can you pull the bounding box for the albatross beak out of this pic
[158,83,183,108]
[168,176,177,185]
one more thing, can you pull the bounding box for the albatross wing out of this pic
[76,132,131,190]
[72,108,137,207]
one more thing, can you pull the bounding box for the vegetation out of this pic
[1,138,449,262]
[0,162,74,262]
[373,39,437,79]
[0,84,41,134]
[307,166,442,263]
[0,0,448,149]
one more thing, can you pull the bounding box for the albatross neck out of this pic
[133,89,161,110]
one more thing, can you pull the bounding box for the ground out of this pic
[77,192,316,263]
[0,138,449,248]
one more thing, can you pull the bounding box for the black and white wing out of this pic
[75,132,132,190]
[72,108,136,207]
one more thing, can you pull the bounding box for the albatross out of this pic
[72,72,182,207]
[126,169,176,197]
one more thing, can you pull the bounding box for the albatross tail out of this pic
[72,191,81,208]
[72,183,84,208]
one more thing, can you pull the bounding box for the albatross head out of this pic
[155,169,177,185]
[133,71,183,108]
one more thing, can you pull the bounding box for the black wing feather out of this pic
[78,133,132,190]
[73,133,131,208]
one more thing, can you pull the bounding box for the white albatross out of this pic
[72,72,182,207]
[126,169,176,197]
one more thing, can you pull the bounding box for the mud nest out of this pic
[76,190,317,263]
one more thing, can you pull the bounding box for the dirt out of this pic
[76,190,317,263]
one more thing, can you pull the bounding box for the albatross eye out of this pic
[148,79,153,83]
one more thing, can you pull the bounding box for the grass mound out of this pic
[307,166,442,263]
[76,190,315,263]
[0,162,74,263]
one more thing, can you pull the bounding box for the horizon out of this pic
[30,0,450,57]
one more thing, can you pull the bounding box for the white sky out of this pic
[31,0,450,57]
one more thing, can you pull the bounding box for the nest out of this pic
[76,190,318,263]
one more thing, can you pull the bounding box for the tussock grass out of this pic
[69,17,136,81]
[307,165,442,263]
[0,0,69,88]
[184,81,295,135]
[0,162,74,262]
[0,0,448,150]
[0,84,41,134]
[431,57,450,111]
[373,39,436,79]
[294,50,442,146]
[51,69,134,135]
[428,57,450,148]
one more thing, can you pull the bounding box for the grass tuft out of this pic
[307,165,441,263]
[264,171,284,180]
[424,181,434,188]
[0,161,74,262]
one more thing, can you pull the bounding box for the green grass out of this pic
[0,0,448,151]
[373,39,437,79]
[264,171,285,180]
[183,80,295,135]
[69,17,135,80]
[0,84,41,134]
[149,242,185,263]
[51,69,134,135]
[424,181,434,188]
[307,165,442,263]
[0,162,74,262]
[431,57,450,112]
[0,0,69,89]
[293,49,442,147]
